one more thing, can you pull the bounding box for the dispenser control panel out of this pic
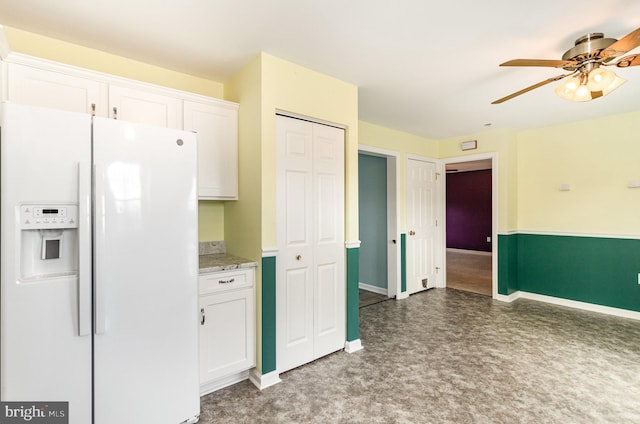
[20,205,78,229]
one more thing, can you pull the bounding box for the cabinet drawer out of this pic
[199,268,254,295]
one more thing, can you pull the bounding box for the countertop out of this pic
[199,253,257,274]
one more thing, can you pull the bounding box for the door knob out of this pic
[409,230,415,236]
[296,255,302,261]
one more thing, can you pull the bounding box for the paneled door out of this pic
[406,158,440,294]
[276,115,345,373]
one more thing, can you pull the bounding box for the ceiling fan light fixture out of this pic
[554,69,626,102]
[587,67,615,91]
[554,76,582,100]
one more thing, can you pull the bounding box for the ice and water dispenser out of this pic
[19,204,79,280]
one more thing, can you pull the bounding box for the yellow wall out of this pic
[439,129,518,232]
[517,110,640,235]
[358,120,438,228]
[3,25,227,241]
[224,53,359,372]
[261,53,359,244]
[224,54,263,261]
[198,202,225,241]
[3,26,223,98]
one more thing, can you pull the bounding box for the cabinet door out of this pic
[184,100,238,200]
[5,62,108,115]
[199,288,255,384]
[108,84,181,128]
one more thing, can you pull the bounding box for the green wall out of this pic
[358,154,388,290]
[346,247,360,342]
[499,233,640,312]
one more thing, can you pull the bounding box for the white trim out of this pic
[358,282,388,295]
[200,370,250,396]
[344,339,363,353]
[496,291,640,321]
[497,230,518,236]
[494,292,520,303]
[345,240,361,249]
[446,247,491,256]
[261,248,278,257]
[358,144,399,158]
[396,292,409,300]
[510,229,640,240]
[248,369,281,391]
[275,109,345,130]
[442,152,499,299]
[0,25,9,60]
[358,145,401,299]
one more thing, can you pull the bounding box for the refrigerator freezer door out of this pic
[0,102,92,424]
[92,118,200,424]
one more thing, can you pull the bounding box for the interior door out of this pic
[406,158,439,294]
[276,115,345,373]
[311,122,345,359]
[276,116,315,372]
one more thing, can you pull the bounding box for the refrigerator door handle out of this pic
[94,163,107,335]
[78,162,92,337]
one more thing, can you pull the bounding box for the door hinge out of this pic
[435,219,438,227]
[435,172,440,180]
[435,266,440,273]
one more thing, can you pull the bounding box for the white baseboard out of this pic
[494,292,520,302]
[344,339,363,353]
[200,370,250,396]
[248,368,281,391]
[496,290,640,321]
[396,291,409,300]
[358,282,388,295]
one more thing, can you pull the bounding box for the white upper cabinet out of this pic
[1,53,239,200]
[4,61,108,116]
[108,84,181,128]
[184,100,238,200]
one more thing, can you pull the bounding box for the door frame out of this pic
[442,152,498,298]
[357,145,400,299]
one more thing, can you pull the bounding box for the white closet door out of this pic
[311,123,345,359]
[276,115,345,373]
[276,116,315,372]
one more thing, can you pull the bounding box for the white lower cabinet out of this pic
[199,268,255,395]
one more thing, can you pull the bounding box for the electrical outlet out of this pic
[487,236,491,243]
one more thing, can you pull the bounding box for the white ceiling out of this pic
[1,0,640,139]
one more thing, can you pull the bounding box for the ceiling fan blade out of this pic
[491,74,572,104]
[612,53,640,67]
[600,27,640,59]
[499,59,576,68]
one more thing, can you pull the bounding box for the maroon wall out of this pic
[446,169,492,252]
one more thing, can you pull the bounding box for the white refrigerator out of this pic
[0,102,200,424]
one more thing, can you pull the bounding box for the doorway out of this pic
[444,156,495,297]
[357,146,400,305]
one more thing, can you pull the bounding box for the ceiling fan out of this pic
[492,26,640,104]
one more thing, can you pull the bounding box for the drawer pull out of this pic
[200,308,205,325]
[219,278,235,284]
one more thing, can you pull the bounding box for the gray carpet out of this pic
[199,288,640,423]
